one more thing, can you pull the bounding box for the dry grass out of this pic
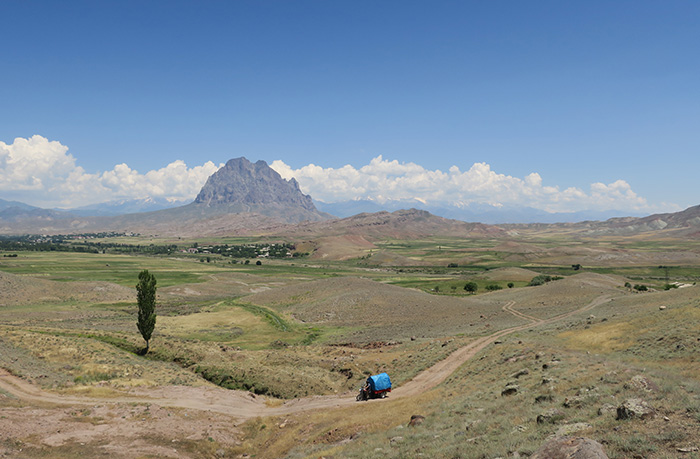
[251,281,700,458]
[238,388,441,459]
[0,270,133,306]
[244,276,524,342]
[559,321,638,353]
[2,233,700,458]
[0,327,203,390]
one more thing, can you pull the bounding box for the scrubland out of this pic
[1,232,699,458]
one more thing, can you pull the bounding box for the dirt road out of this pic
[0,296,610,421]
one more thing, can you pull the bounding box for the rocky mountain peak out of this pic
[191,157,330,223]
[194,157,316,211]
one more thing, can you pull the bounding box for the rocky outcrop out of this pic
[531,436,608,459]
[502,383,519,396]
[195,158,316,211]
[625,375,658,392]
[408,414,425,427]
[191,157,331,223]
[617,398,655,420]
[511,368,529,379]
[537,408,565,424]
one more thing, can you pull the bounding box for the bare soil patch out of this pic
[0,401,242,458]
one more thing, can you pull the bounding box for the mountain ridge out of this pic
[315,198,641,224]
[192,157,330,223]
[0,160,698,237]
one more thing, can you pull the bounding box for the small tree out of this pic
[136,270,157,354]
[464,281,478,294]
[528,275,552,286]
[507,282,514,288]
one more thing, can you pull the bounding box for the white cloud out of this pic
[0,135,221,208]
[271,156,663,213]
[0,136,673,214]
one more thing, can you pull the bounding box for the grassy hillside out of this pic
[0,231,699,458]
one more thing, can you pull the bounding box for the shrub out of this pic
[528,275,552,286]
[485,284,503,291]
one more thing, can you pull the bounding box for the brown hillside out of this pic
[245,277,517,342]
[267,209,506,240]
[477,272,630,319]
[306,235,376,261]
[0,271,133,306]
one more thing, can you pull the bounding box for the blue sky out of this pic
[1,1,698,212]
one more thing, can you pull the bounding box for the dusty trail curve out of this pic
[0,296,611,420]
[502,301,540,322]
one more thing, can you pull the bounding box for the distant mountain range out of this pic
[0,199,38,212]
[314,199,641,224]
[0,198,72,222]
[0,158,698,239]
[65,197,189,217]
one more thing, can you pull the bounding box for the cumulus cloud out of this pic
[0,135,221,208]
[271,156,656,213]
[0,136,667,214]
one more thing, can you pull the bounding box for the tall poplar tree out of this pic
[136,269,157,353]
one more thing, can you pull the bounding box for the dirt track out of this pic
[0,295,611,421]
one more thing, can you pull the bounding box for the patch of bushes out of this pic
[464,281,478,294]
[302,328,322,345]
[528,275,553,286]
[74,370,119,384]
[193,365,278,397]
